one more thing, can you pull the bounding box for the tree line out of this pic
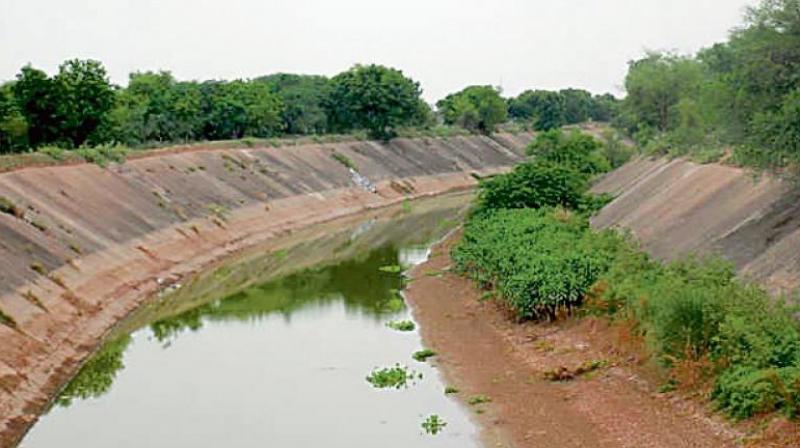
[617,0,800,169]
[0,60,617,154]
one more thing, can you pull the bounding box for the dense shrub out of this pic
[618,0,800,171]
[595,250,800,418]
[436,85,508,134]
[452,208,623,319]
[713,366,800,419]
[475,161,589,214]
[526,130,611,175]
[454,121,800,420]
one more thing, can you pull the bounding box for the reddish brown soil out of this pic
[405,232,800,448]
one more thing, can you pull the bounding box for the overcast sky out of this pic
[1,0,758,102]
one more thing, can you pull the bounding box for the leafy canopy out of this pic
[324,64,425,140]
[436,85,508,134]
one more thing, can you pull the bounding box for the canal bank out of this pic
[0,133,531,446]
[22,193,478,447]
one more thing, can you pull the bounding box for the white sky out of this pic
[1,0,758,102]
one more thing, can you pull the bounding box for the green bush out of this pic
[452,208,623,319]
[475,161,590,214]
[526,130,611,175]
[76,144,129,167]
[596,250,800,418]
[713,366,800,419]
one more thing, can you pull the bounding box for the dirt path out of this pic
[405,232,744,448]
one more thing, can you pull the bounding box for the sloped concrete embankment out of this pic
[591,157,800,295]
[0,133,532,446]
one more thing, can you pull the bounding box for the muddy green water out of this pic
[21,194,479,448]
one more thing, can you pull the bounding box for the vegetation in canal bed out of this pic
[412,349,436,362]
[421,414,447,435]
[386,320,415,332]
[366,364,419,389]
[444,386,459,395]
[543,360,608,382]
[452,126,800,421]
[467,394,492,406]
[378,264,403,273]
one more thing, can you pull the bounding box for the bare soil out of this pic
[405,231,800,448]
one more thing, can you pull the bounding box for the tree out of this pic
[111,72,203,145]
[526,130,611,175]
[13,60,114,148]
[622,53,704,133]
[324,64,424,140]
[508,90,566,131]
[559,88,592,124]
[476,160,589,213]
[0,83,28,153]
[589,93,619,122]
[200,80,284,140]
[436,85,508,133]
[258,73,331,135]
[53,59,116,148]
[751,89,800,166]
[13,65,61,147]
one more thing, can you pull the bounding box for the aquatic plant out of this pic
[386,320,415,331]
[421,414,447,435]
[412,349,436,362]
[365,364,418,389]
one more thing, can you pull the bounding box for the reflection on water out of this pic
[149,245,413,347]
[23,194,477,448]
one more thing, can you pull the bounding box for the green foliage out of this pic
[508,90,566,131]
[0,82,28,153]
[324,64,424,140]
[331,152,357,170]
[14,60,115,149]
[421,414,447,435]
[475,161,589,214]
[0,196,21,217]
[467,394,492,405]
[412,349,437,362]
[110,71,204,145]
[199,80,285,140]
[76,144,129,167]
[40,145,65,161]
[444,386,459,394]
[595,244,800,418]
[378,264,402,273]
[365,364,418,389]
[386,320,415,331]
[589,93,620,122]
[258,73,331,135]
[559,88,593,124]
[56,336,132,407]
[622,53,705,134]
[713,366,800,419]
[617,0,800,171]
[599,130,635,168]
[436,85,508,134]
[453,208,623,319]
[526,130,611,175]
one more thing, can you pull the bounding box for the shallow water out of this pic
[21,196,479,448]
